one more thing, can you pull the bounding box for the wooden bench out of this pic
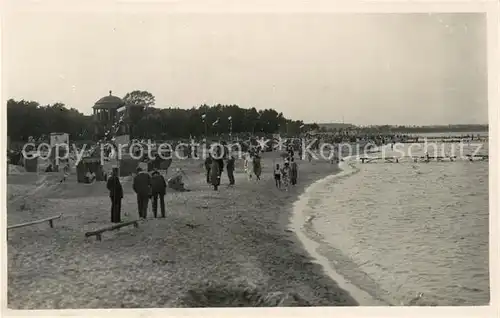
[85,220,139,241]
[7,214,62,231]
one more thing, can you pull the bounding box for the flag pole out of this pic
[202,115,207,138]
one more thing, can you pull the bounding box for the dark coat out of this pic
[106,175,123,199]
[133,172,152,196]
[291,162,298,179]
[226,157,235,172]
[253,157,261,177]
[151,174,167,195]
[210,160,221,186]
[204,157,213,171]
[216,158,224,173]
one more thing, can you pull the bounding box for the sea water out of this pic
[298,141,490,306]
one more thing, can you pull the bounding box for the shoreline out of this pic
[289,159,386,306]
[7,153,362,308]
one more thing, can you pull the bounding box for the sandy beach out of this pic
[7,152,359,308]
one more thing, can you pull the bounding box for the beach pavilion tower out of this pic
[92,91,145,139]
[93,91,126,138]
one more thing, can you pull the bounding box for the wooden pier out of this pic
[398,135,488,144]
[359,156,400,164]
[359,155,488,163]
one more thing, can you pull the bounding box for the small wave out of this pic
[290,146,390,306]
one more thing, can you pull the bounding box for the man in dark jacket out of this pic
[215,148,224,181]
[106,167,123,223]
[151,170,167,218]
[133,167,151,219]
[226,155,235,186]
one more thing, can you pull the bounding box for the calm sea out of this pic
[299,136,489,305]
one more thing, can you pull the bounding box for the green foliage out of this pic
[123,90,156,108]
[6,99,93,142]
[6,98,312,142]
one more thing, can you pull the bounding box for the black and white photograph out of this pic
[1,0,498,316]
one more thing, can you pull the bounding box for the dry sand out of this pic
[7,152,359,308]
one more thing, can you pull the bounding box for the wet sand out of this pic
[7,152,359,308]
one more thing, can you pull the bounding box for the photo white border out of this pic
[0,0,498,317]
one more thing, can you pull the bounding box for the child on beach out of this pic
[274,164,281,189]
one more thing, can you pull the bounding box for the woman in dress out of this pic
[281,162,291,191]
[210,156,221,191]
[252,154,262,181]
[244,153,253,180]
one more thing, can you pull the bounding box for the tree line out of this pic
[7,90,486,143]
[6,95,319,142]
[352,124,488,134]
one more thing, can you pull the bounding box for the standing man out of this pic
[133,167,151,219]
[290,157,298,186]
[106,167,123,223]
[226,155,235,186]
[151,170,167,218]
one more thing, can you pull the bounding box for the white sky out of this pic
[3,2,488,125]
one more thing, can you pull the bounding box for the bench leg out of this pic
[49,220,54,228]
[133,222,139,228]
[96,234,102,241]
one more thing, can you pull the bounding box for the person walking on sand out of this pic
[290,157,298,186]
[281,162,291,191]
[151,170,167,218]
[204,154,213,184]
[274,163,282,189]
[216,155,224,182]
[226,155,235,186]
[253,154,262,181]
[244,153,253,180]
[210,156,221,191]
[133,167,151,219]
[106,167,123,223]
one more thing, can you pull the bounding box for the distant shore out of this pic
[8,152,359,308]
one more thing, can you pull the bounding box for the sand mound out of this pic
[178,281,310,307]
[8,164,26,175]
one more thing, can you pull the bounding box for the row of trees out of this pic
[6,99,93,142]
[9,90,484,143]
[131,104,314,139]
[7,93,319,142]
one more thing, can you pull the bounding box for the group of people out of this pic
[106,167,168,223]
[244,152,262,181]
[274,153,298,190]
[105,144,301,223]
